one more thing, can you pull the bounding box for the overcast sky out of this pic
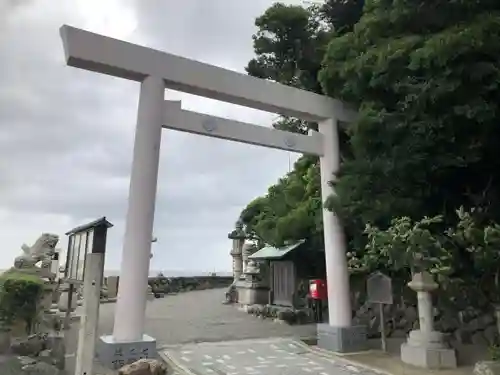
[0,0,305,274]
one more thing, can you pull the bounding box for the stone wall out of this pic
[350,273,500,351]
[147,276,233,297]
[353,301,499,346]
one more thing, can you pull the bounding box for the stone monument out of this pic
[400,272,457,369]
[224,220,246,304]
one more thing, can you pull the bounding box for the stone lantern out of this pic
[228,220,245,283]
[400,271,457,369]
[224,220,246,304]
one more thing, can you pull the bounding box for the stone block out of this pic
[401,342,457,369]
[317,324,368,353]
[236,285,269,305]
[96,334,157,370]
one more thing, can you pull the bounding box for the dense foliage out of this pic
[321,0,500,235]
[240,1,363,248]
[352,207,500,307]
[240,0,500,288]
[240,155,322,249]
[0,272,43,333]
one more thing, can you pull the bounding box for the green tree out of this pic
[320,0,500,239]
[240,155,322,249]
[246,1,363,134]
[246,2,326,134]
[320,0,364,35]
[246,2,326,93]
[239,2,363,249]
[354,207,500,306]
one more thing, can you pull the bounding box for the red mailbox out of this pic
[309,279,327,300]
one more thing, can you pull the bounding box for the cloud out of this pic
[0,0,301,273]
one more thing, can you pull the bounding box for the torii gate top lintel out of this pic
[59,25,357,123]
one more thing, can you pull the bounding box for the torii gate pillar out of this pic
[114,77,164,336]
[317,118,367,352]
[97,76,164,369]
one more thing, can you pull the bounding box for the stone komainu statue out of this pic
[13,233,60,280]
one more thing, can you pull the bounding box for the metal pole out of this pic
[379,303,387,352]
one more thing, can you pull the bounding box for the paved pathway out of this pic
[63,288,378,375]
[162,337,374,375]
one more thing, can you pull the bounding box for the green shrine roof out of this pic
[248,239,306,260]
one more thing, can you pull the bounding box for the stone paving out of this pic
[162,337,376,375]
[64,288,317,374]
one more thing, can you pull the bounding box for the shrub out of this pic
[0,272,44,334]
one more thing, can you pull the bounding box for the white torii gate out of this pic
[59,25,365,365]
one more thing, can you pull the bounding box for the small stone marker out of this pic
[367,271,393,352]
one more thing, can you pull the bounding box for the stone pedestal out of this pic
[236,282,269,305]
[235,260,270,306]
[401,331,457,369]
[97,334,157,370]
[317,324,368,353]
[400,272,457,369]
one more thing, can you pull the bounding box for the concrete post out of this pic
[112,76,165,342]
[75,253,104,375]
